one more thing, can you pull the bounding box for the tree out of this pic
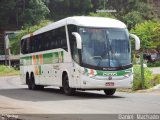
[105,0,150,19]
[46,0,158,30]
[131,21,160,49]
[0,0,49,29]
[18,0,50,26]
[123,11,143,30]
[10,20,51,55]
[89,12,115,19]
[0,0,17,28]
[47,0,92,20]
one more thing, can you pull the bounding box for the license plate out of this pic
[105,82,114,86]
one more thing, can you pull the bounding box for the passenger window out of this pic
[67,25,79,63]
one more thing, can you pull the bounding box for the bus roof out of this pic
[22,16,127,39]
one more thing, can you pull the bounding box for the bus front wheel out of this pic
[104,89,116,96]
[62,74,75,95]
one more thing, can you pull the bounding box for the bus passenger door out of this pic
[39,65,46,85]
[46,64,60,86]
[72,62,81,88]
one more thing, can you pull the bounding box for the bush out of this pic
[133,65,142,90]
[131,21,160,49]
[89,12,116,19]
[0,65,19,76]
[152,74,160,86]
[133,65,154,90]
[147,61,160,67]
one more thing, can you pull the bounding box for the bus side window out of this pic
[21,39,25,54]
[30,37,34,53]
[58,26,68,51]
[54,28,59,49]
[35,35,40,52]
[67,25,79,63]
[51,40,55,49]
[34,36,38,52]
[42,35,45,51]
[48,32,53,50]
[26,38,30,54]
[45,32,52,50]
[61,27,67,51]
[35,36,39,52]
[44,33,48,50]
[50,30,55,49]
[22,38,28,54]
[61,39,67,50]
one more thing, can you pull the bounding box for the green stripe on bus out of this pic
[43,52,53,64]
[21,56,31,65]
[52,52,59,63]
[39,66,42,75]
[20,51,64,65]
[85,68,132,76]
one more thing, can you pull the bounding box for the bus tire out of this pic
[26,73,32,90]
[59,87,64,91]
[104,89,116,96]
[28,73,44,90]
[62,74,75,95]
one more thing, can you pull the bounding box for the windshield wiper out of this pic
[96,49,107,66]
[97,34,110,67]
[109,44,124,69]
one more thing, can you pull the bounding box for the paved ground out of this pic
[0,76,160,116]
[0,77,160,113]
[150,67,160,74]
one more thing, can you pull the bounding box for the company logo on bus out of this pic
[108,76,112,80]
[103,67,116,70]
[103,72,117,76]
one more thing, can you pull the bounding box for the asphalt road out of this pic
[0,76,160,116]
[150,67,160,74]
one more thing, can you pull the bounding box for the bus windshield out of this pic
[79,27,131,68]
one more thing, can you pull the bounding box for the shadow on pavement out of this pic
[0,87,125,102]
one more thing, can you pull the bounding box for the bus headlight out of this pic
[124,73,132,78]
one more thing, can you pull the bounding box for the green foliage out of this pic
[89,12,116,19]
[2,0,160,55]
[131,21,160,49]
[0,0,16,27]
[88,0,153,30]
[133,65,154,90]
[151,74,160,86]
[0,65,19,76]
[1,0,158,30]
[10,20,51,55]
[147,61,160,67]
[144,67,154,89]
[106,0,152,19]
[0,0,49,28]
[19,0,50,26]
[123,11,142,30]
[152,23,160,49]
[133,65,142,90]
[48,0,92,20]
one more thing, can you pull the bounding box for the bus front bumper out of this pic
[80,75,133,89]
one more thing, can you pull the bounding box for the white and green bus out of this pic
[20,16,140,95]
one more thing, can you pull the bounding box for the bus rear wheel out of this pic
[104,89,116,96]
[28,74,44,90]
[62,74,75,95]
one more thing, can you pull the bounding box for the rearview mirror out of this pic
[130,34,140,50]
[72,32,82,49]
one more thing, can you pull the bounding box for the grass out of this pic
[151,74,160,86]
[0,65,19,76]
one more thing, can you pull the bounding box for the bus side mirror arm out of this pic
[72,32,82,49]
[130,34,140,50]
